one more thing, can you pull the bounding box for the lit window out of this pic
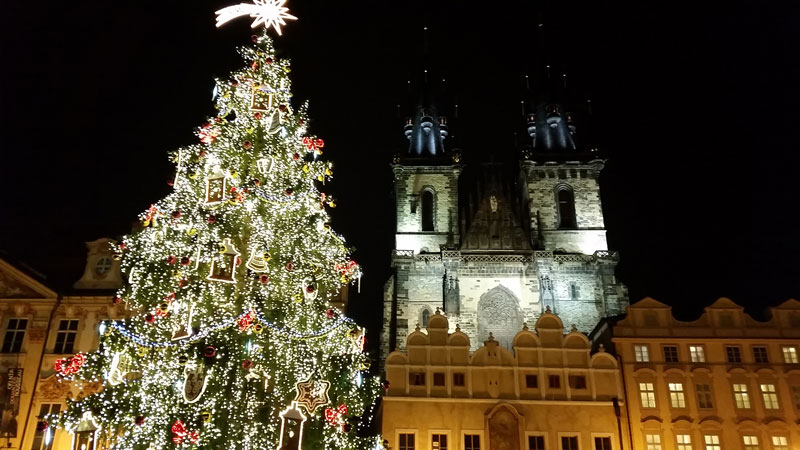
[760,384,779,409]
[663,346,679,363]
[465,435,481,450]
[696,384,714,409]
[704,435,721,450]
[31,403,60,450]
[399,433,415,450]
[561,436,579,450]
[726,346,742,363]
[639,382,656,408]
[54,319,79,354]
[2,318,28,353]
[529,435,545,450]
[782,346,799,364]
[594,437,612,450]
[733,383,751,409]
[432,434,447,450]
[676,434,692,450]
[634,345,650,362]
[771,436,788,450]
[669,382,686,408]
[742,435,759,450]
[646,434,662,450]
[752,346,769,363]
[689,346,706,363]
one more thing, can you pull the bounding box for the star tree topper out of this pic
[294,377,330,413]
[215,0,297,35]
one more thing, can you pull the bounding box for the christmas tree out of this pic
[51,3,380,449]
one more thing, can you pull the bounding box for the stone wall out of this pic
[393,165,460,252]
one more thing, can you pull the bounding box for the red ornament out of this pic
[252,179,261,186]
[145,313,155,323]
[237,311,255,332]
[36,421,48,432]
[326,308,335,319]
[207,215,217,224]
[112,296,123,305]
[232,81,239,87]
[302,136,325,154]
[204,346,217,358]
[259,275,270,284]
[243,140,252,149]
[166,255,177,265]
[285,261,295,271]
[251,61,259,71]
[171,420,199,445]
[171,210,181,219]
[54,353,86,376]
[253,111,262,120]
[324,404,348,427]
[279,104,288,112]
[119,242,127,250]
[293,152,300,160]
[251,34,259,43]
[180,256,190,266]
[305,285,315,294]
[298,119,305,126]
[242,359,253,369]
[285,188,293,196]
[236,256,242,266]
[342,423,352,433]
[198,123,220,145]
[198,150,207,158]
[166,178,174,187]
[382,380,390,390]
[135,415,145,426]
[265,57,273,64]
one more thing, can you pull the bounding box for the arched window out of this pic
[557,187,577,229]
[421,309,431,327]
[421,190,434,231]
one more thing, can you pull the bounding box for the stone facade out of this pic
[381,158,628,368]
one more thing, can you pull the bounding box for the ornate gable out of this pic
[0,259,56,299]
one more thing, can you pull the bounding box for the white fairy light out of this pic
[215,0,297,35]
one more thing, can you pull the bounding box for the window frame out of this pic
[639,381,657,408]
[452,373,465,387]
[725,345,742,363]
[668,382,687,408]
[526,432,548,450]
[558,433,580,450]
[634,345,650,363]
[689,345,706,363]
[591,433,614,450]
[555,185,577,229]
[782,346,799,364]
[676,433,693,450]
[53,319,79,354]
[2,318,28,353]
[31,402,61,450]
[463,431,484,450]
[430,431,450,450]
[771,435,789,450]
[663,345,679,363]
[703,434,721,450]
[409,372,425,386]
[396,430,417,450]
[645,433,662,450]
[733,383,751,409]
[752,346,769,364]
[759,383,779,410]
[696,383,714,409]
[742,435,759,450]
[420,188,436,232]
[525,374,538,389]
[548,374,561,389]
[569,375,587,390]
[432,372,446,387]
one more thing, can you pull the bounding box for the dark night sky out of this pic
[1,1,799,339]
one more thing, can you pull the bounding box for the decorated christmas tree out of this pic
[50,3,380,449]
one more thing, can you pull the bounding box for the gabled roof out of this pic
[0,257,57,299]
[628,297,671,309]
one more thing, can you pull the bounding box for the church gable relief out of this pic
[487,404,522,450]
[477,286,524,350]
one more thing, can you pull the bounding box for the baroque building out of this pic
[610,297,800,450]
[380,69,628,365]
[382,309,627,450]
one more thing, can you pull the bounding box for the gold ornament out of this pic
[294,377,330,413]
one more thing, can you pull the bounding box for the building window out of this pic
[660,345,678,363]
[569,375,587,390]
[782,346,799,364]
[689,345,706,363]
[726,346,742,363]
[771,436,788,450]
[432,434,447,450]
[31,403,60,450]
[54,319,79,354]
[703,435,721,450]
[556,187,577,229]
[669,382,686,408]
[453,373,465,387]
[421,309,431,327]
[752,346,769,363]
[792,385,800,409]
[733,383,751,408]
[399,433,415,450]
[525,375,538,389]
[676,434,693,450]
[645,434,662,450]
[421,190,435,231]
[465,435,481,450]
[529,435,545,450]
[760,384,779,409]
[634,345,650,362]
[594,437,612,450]
[561,436,579,450]
[433,373,445,387]
[548,375,561,389]
[569,282,580,300]
[696,384,714,409]
[95,257,113,276]
[409,373,425,386]
[742,435,759,450]
[639,382,656,408]
[2,318,28,353]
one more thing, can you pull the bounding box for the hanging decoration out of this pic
[278,401,306,450]
[183,361,211,404]
[171,420,200,445]
[245,248,269,272]
[54,353,86,377]
[302,136,324,155]
[106,351,132,386]
[294,377,330,413]
[208,238,240,283]
[256,156,273,174]
[205,167,227,204]
[324,403,348,428]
